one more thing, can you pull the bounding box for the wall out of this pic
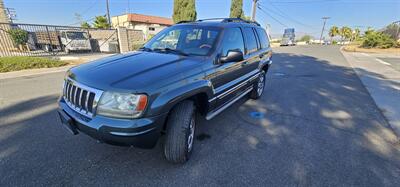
[132,23,167,40]
[117,27,145,53]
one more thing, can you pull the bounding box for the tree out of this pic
[328,26,339,43]
[352,28,360,41]
[299,35,312,43]
[81,22,91,29]
[93,15,110,29]
[362,30,397,49]
[172,0,197,23]
[8,29,28,46]
[339,26,352,43]
[230,0,244,18]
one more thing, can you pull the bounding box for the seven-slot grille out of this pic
[63,79,99,117]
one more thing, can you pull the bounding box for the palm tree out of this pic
[352,28,360,41]
[329,26,339,43]
[339,26,352,44]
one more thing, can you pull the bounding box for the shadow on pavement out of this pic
[0,50,399,186]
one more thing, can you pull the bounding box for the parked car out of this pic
[57,18,272,163]
[59,30,92,53]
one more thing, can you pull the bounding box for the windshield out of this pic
[143,25,221,56]
[66,32,88,40]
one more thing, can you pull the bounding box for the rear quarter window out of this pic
[243,27,258,54]
[256,28,270,49]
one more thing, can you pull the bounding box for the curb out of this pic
[0,65,75,80]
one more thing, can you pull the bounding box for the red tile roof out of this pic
[127,13,173,26]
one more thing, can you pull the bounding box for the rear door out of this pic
[242,27,261,78]
[255,28,272,68]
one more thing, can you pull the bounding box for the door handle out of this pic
[259,54,264,58]
[241,61,249,66]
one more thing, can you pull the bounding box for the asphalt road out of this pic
[1,46,399,186]
[378,57,400,72]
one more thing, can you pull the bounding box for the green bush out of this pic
[299,35,312,42]
[8,29,28,46]
[362,31,397,49]
[0,57,68,72]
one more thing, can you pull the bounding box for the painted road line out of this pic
[361,53,370,57]
[376,58,391,66]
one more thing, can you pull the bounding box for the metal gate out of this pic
[0,22,119,57]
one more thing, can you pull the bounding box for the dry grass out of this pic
[342,45,400,54]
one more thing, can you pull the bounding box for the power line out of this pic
[257,6,288,28]
[258,3,316,29]
[266,0,340,4]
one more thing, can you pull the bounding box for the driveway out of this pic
[0,45,399,186]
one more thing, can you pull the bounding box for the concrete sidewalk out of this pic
[342,51,400,136]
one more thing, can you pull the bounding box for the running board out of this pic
[206,87,253,120]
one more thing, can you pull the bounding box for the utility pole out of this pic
[106,0,111,28]
[319,17,330,44]
[251,0,258,21]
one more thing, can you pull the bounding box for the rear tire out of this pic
[164,100,196,163]
[250,70,266,100]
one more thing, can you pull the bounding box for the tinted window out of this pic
[220,28,245,56]
[256,28,270,48]
[244,27,258,53]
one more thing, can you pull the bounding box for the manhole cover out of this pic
[249,111,265,119]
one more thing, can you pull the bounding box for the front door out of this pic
[210,27,247,107]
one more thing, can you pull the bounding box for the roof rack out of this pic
[177,18,261,26]
[176,20,192,24]
[198,18,260,26]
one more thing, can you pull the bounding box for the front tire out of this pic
[250,70,266,100]
[164,100,196,163]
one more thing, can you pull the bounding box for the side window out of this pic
[220,28,245,56]
[244,27,258,54]
[256,28,270,49]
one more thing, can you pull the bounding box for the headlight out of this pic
[97,92,148,119]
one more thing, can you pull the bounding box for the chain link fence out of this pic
[0,22,121,57]
[381,21,400,41]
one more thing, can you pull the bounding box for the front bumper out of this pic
[58,98,167,149]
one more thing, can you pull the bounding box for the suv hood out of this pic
[68,51,204,92]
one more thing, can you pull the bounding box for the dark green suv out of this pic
[57,18,272,163]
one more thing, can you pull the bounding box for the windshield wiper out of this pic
[154,48,188,56]
[139,47,153,52]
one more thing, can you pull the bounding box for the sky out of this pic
[3,0,400,38]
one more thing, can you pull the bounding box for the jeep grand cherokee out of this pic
[57,18,272,163]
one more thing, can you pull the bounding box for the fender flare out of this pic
[147,80,214,116]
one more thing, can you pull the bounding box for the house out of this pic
[112,13,173,39]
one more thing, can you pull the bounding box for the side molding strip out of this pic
[206,87,253,120]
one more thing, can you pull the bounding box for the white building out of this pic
[112,13,173,40]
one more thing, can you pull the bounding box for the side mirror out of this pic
[220,50,244,63]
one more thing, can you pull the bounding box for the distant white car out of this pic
[60,31,92,53]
